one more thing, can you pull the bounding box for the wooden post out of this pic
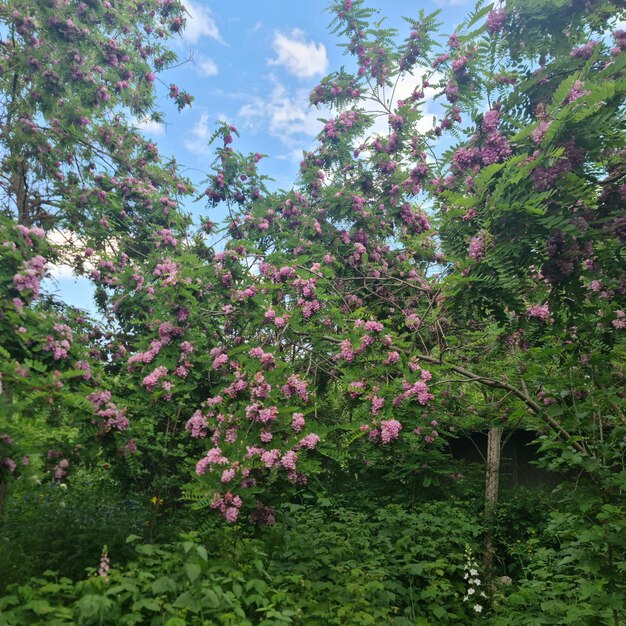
[483,427,502,587]
[485,427,502,514]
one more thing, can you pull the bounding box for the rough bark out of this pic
[483,427,502,588]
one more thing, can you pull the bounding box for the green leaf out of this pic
[152,576,177,594]
[184,563,202,583]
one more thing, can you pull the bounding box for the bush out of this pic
[0,469,151,590]
[0,502,484,625]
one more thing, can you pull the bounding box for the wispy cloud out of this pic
[275,147,308,163]
[250,20,263,34]
[132,116,165,136]
[433,0,471,6]
[364,67,440,138]
[194,55,219,77]
[182,0,223,44]
[238,78,326,146]
[269,28,328,78]
[183,112,213,155]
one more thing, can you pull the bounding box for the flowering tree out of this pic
[1,5,625,613]
[0,0,194,504]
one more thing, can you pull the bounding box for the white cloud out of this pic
[132,116,165,136]
[45,230,98,280]
[269,28,328,78]
[275,148,307,163]
[433,0,471,5]
[238,79,327,146]
[183,112,212,155]
[237,66,441,171]
[47,262,76,280]
[195,55,218,77]
[364,68,440,138]
[182,0,222,44]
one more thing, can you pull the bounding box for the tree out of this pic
[1,0,625,616]
[0,0,194,509]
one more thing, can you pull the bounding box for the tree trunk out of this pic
[12,161,31,226]
[483,427,502,587]
[0,479,6,527]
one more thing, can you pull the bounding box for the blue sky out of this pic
[47,0,473,311]
[142,0,469,188]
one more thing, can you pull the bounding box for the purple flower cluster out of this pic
[280,374,309,402]
[393,371,433,406]
[13,255,46,299]
[565,80,590,104]
[570,41,598,60]
[468,232,485,261]
[142,365,168,391]
[526,303,551,322]
[88,389,129,432]
[530,120,551,145]
[210,492,242,523]
[185,410,208,438]
[486,9,506,35]
[16,224,45,246]
[43,323,73,361]
[380,419,402,443]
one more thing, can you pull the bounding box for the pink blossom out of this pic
[54,459,69,480]
[87,390,112,407]
[337,339,355,362]
[371,396,384,415]
[393,378,433,406]
[565,80,590,104]
[128,339,163,364]
[297,433,320,449]
[486,9,506,34]
[249,347,275,368]
[291,412,305,432]
[261,449,281,468]
[258,406,278,424]
[281,374,309,402]
[13,255,46,298]
[612,310,626,330]
[212,353,229,370]
[185,411,208,438]
[74,360,91,380]
[380,419,402,444]
[468,232,485,260]
[224,507,239,522]
[98,547,109,578]
[281,450,298,470]
[142,366,168,391]
[405,313,422,330]
[221,468,236,483]
[530,120,551,145]
[526,303,550,322]
[363,320,383,332]
[570,41,598,60]
[383,350,400,365]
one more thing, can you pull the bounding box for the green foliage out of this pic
[1,0,626,620]
[0,469,153,590]
[492,488,626,624]
[0,502,484,625]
